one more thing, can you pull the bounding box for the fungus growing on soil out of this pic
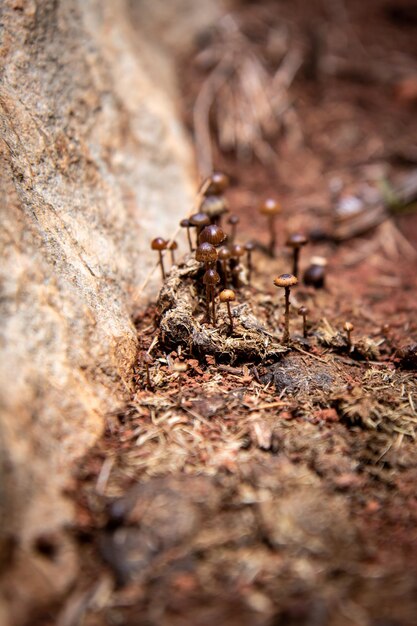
[298,306,309,338]
[151,237,167,280]
[180,218,193,252]
[203,268,220,325]
[189,212,210,247]
[198,224,227,247]
[258,198,281,257]
[227,214,239,243]
[168,240,178,265]
[245,241,255,284]
[344,321,354,351]
[218,245,231,286]
[200,195,229,225]
[139,351,153,389]
[219,289,236,333]
[273,273,298,344]
[202,171,229,196]
[303,256,327,289]
[196,242,218,270]
[230,244,245,288]
[286,233,308,278]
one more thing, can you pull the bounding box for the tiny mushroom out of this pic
[244,241,256,284]
[200,195,229,225]
[344,321,354,351]
[168,240,178,265]
[230,243,245,288]
[180,218,193,252]
[273,273,298,344]
[227,214,240,243]
[203,268,220,325]
[219,289,236,332]
[218,245,231,286]
[286,233,308,278]
[258,198,281,257]
[303,256,327,289]
[189,212,210,247]
[201,171,230,196]
[298,306,309,338]
[151,237,167,280]
[198,224,227,247]
[196,242,218,270]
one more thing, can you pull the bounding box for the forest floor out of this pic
[32,1,417,625]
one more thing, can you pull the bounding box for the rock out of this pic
[0,0,223,622]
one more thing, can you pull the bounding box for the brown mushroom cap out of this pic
[189,212,211,228]
[199,224,227,246]
[286,233,308,248]
[180,218,190,228]
[245,241,256,252]
[228,214,239,225]
[203,268,220,285]
[202,171,229,196]
[309,255,327,267]
[230,244,245,258]
[298,306,309,316]
[168,240,178,250]
[151,237,167,250]
[259,198,281,216]
[196,243,217,264]
[200,194,229,218]
[218,245,231,261]
[219,289,236,303]
[344,322,354,332]
[273,273,298,288]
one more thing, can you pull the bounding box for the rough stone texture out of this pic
[0,0,223,621]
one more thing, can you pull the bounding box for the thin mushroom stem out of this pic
[145,364,152,389]
[186,225,192,252]
[247,250,252,284]
[293,248,300,278]
[302,313,307,338]
[227,301,233,331]
[268,215,276,257]
[212,289,216,326]
[283,286,290,344]
[158,251,166,280]
[205,284,211,323]
[170,249,176,265]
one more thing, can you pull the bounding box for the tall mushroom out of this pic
[227,214,239,243]
[203,268,220,325]
[151,237,167,280]
[244,241,255,285]
[218,245,231,287]
[273,273,298,344]
[258,198,281,257]
[219,289,236,333]
[189,212,210,249]
[286,233,308,278]
[198,224,227,247]
[180,218,193,252]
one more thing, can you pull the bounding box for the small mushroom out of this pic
[286,233,308,278]
[273,273,298,344]
[298,306,309,338]
[168,240,178,265]
[201,171,230,196]
[219,289,236,333]
[200,195,229,225]
[258,198,281,257]
[203,268,220,325]
[196,242,218,270]
[180,218,193,252]
[244,241,256,285]
[198,224,227,247]
[227,214,239,243]
[189,212,210,248]
[344,321,354,351]
[218,245,231,287]
[151,237,167,280]
[229,244,245,288]
[303,256,327,289]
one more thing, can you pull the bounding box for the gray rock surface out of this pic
[0,0,223,621]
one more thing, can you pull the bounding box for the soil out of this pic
[29,1,417,625]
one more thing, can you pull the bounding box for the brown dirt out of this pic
[28,1,417,625]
